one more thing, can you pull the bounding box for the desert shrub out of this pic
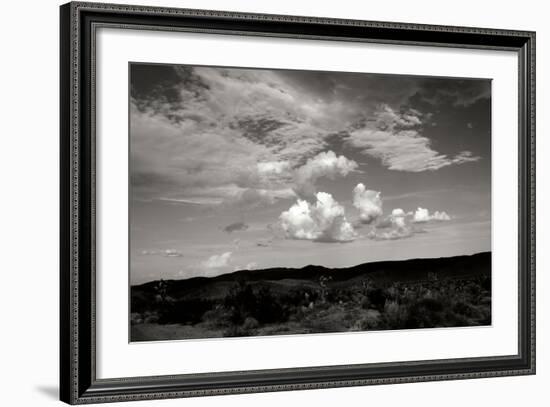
[359,295,370,310]
[130,312,143,325]
[255,286,288,324]
[243,317,260,330]
[158,298,213,324]
[465,282,482,301]
[301,305,347,332]
[380,300,409,329]
[143,311,159,324]
[384,285,399,301]
[403,297,446,328]
[477,306,492,325]
[479,296,491,306]
[478,275,491,292]
[367,288,387,311]
[224,281,257,324]
[131,291,153,314]
[452,300,481,318]
[352,310,381,331]
[201,306,233,328]
[223,325,253,337]
[224,282,288,325]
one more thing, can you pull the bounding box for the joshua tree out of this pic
[318,275,332,303]
[154,279,168,303]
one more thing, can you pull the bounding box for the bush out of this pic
[367,288,387,311]
[404,297,446,328]
[130,312,143,325]
[243,317,260,330]
[223,325,253,337]
[224,282,288,325]
[158,298,213,324]
[353,310,381,330]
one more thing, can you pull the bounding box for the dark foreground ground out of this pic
[130,252,491,341]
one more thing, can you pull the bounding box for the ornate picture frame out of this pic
[60,2,535,404]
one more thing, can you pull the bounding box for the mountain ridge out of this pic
[133,251,491,291]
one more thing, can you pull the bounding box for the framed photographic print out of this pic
[60,1,536,404]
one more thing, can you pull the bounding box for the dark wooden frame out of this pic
[60,1,536,404]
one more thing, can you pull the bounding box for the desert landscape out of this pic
[131,252,491,341]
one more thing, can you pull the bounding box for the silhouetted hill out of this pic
[132,252,491,301]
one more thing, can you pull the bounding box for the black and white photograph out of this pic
[129,63,492,342]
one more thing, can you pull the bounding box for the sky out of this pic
[129,63,491,285]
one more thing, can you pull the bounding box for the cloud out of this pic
[279,192,357,243]
[158,197,223,205]
[294,151,358,197]
[352,183,383,224]
[140,249,183,257]
[160,184,296,208]
[225,187,296,208]
[131,67,358,204]
[257,161,292,179]
[202,251,233,269]
[233,262,259,272]
[375,217,393,229]
[390,208,408,228]
[412,207,452,223]
[369,227,413,241]
[256,240,271,247]
[432,211,451,221]
[418,79,491,107]
[347,105,481,172]
[223,221,249,233]
[412,207,431,223]
[368,208,413,240]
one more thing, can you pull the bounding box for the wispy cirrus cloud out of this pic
[131,66,484,210]
[141,249,183,257]
[347,105,481,172]
[131,67,359,206]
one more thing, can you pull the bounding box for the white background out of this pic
[0,0,547,406]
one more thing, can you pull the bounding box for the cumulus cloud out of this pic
[294,151,358,197]
[223,221,249,233]
[202,252,233,269]
[279,192,357,243]
[375,217,393,229]
[412,207,431,223]
[432,211,452,221]
[368,208,414,240]
[233,262,259,272]
[390,208,408,228]
[412,207,451,223]
[352,183,383,224]
[347,105,481,172]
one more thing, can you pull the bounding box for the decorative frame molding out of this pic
[60,2,535,404]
